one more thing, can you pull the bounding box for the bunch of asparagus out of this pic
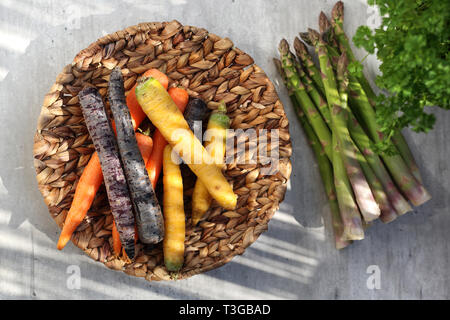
[275,1,431,249]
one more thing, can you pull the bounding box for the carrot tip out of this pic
[165,260,183,272]
[56,238,68,250]
[137,76,152,86]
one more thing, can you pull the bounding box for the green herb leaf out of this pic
[353,0,450,142]
[348,61,364,78]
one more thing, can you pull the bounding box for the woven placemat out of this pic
[33,21,292,280]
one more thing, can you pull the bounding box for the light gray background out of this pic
[0,0,449,300]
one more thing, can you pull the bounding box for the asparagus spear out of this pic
[316,19,430,207]
[345,67,431,206]
[331,1,375,105]
[319,11,340,50]
[299,30,398,220]
[274,58,351,249]
[293,37,325,96]
[308,28,412,216]
[317,34,380,222]
[279,39,332,159]
[337,54,398,223]
[273,58,298,112]
[302,108,353,248]
[293,56,331,127]
[277,47,365,239]
[331,1,425,185]
[346,113,413,216]
[294,37,400,220]
[332,127,364,240]
[391,133,423,184]
[308,28,338,66]
[295,42,400,221]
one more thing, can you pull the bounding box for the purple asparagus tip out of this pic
[332,1,344,23]
[293,37,307,56]
[319,11,331,33]
[308,28,320,46]
[278,39,289,55]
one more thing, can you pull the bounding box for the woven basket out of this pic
[33,21,292,281]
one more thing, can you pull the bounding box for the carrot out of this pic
[136,78,237,210]
[146,87,189,188]
[183,98,209,158]
[112,132,153,255]
[109,67,164,244]
[126,68,169,129]
[78,87,136,259]
[113,222,140,258]
[57,152,104,250]
[162,145,185,271]
[59,132,153,253]
[192,101,230,225]
[111,222,122,256]
[183,98,208,132]
[58,69,167,251]
[135,133,154,164]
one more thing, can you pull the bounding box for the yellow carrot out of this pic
[192,101,230,225]
[136,77,237,210]
[162,145,185,272]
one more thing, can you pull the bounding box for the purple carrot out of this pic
[78,86,136,259]
[108,67,164,244]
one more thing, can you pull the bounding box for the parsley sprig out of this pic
[353,0,450,140]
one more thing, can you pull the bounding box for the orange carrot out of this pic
[135,133,154,164]
[112,222,122,256]
[146,87,189,188]
[57,70,168,251]
[113,220,140,257]
[57,152,104,250]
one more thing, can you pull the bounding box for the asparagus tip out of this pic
[308,28,320,46]
[293,36,305,55]
[299,32,312,46]
[332,1,344,22]
[319,11,331,33]
[278,39,289,55]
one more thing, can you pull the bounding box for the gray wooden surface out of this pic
[0,0,449,300]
